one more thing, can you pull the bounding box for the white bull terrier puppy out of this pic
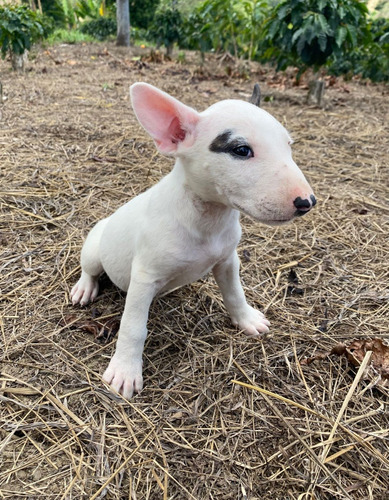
[71,83,316,399]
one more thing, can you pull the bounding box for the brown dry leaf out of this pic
[301,338,389,387]
[345,338,389,379]
[60,315,120,343]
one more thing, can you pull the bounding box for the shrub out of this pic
[182,0,269,61]
[40,0,69,27]
[262,0,370,76]
[238,0,270,61]
[79,17,117,40]
[148,2,184,56]
[0,4,53,69]
[130,0,160,30]
[181,6,213,55]
[362,17,389,81]
[328,16,389,81]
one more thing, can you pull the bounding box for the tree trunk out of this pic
[11,51,28,72]
[307,76,325,107]
[116,0,130,47]
[166,44,173,58]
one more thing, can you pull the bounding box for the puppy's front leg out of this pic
[213,251,270,336]
[103,267,159,399]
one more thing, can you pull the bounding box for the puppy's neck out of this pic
[171,159,220,202]
[168,160,240,234]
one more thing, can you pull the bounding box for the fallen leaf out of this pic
[346,338,389,379]
[301,338,389,387]
[60,314,120,343]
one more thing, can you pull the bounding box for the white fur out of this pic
[71,83,315,399]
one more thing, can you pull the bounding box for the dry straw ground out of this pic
[0,42,388,499]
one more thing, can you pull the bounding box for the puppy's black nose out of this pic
[294,195,316,216]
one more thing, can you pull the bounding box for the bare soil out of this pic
[0,42,388,499]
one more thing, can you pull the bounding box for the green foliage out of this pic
[46,27,95,44]
[79,17,117,40]
[149,2,184,54]
[328,16,389,81]
[181,5,213,54]
[75,0,105,20]
[0,4,53,59]
[239,0,270,60]
[263,0,369,73]
[39,0,69,27]
[5,0,385,83]
[131,26,149,45]
[130,0,160,30]
[58,0,78,28]
[182,0,269,60]
[179,0,386,81]
[362,17,389,81]
[41,0,115,27]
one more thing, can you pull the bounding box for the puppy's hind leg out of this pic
[71,218,108,306]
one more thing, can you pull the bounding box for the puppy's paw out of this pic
[102,354,143,400]
[71,273,99,306]
[231,305,270,337]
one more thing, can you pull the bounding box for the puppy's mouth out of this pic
[231,202,294,226]
[262,218,293,227]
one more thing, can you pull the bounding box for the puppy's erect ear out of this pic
[249,83,261,107]
[130,83,200,155]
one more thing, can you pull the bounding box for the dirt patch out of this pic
[0,42,388,499]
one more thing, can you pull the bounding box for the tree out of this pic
[130,0,159,30]
[263,0,369,105]
[0,4,52,71]
[116,0,130,46]
[149,2,183,56]
[182,0,269,61]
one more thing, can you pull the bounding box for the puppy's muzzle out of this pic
[294,195,317,217]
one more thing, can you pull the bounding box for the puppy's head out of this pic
[130,83,316,225]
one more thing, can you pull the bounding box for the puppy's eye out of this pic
[232,145,253,158]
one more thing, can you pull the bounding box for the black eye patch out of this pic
[209,130,254,160]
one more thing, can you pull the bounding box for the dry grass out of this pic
[0,42,388,499]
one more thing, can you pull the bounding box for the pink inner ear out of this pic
[168,116,186,144]
[131,83,199,154]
